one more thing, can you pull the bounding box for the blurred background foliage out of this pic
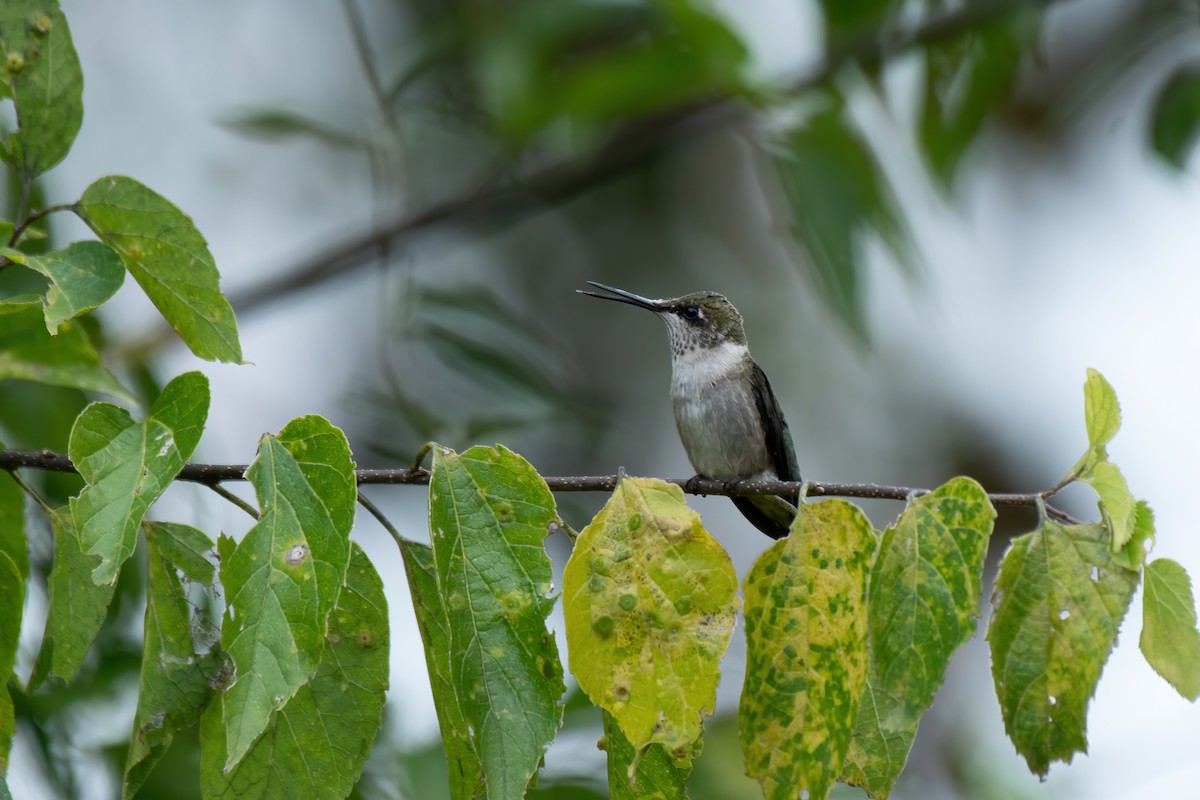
[6,0,1199,797]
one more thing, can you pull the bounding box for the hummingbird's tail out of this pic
[732,494,797,540]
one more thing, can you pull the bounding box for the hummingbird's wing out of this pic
[749,363,800,485]
[731,362,801,539]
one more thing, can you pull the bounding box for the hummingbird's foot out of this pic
[722,477,746,495]
[684,474,708,496]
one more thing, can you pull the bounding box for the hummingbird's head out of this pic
[579,282,748,356]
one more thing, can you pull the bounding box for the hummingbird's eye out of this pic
[682,306,701,320]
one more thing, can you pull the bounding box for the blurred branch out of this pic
[0,447,1083,522]
[223,0,1060,319]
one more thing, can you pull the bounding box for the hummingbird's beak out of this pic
[577,281,663,312]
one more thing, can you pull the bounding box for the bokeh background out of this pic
[6,0,1200,797]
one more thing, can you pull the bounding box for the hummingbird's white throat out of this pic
[669,340,750,395]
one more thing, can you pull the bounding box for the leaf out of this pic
[201,543,388,799]
[78,175,242,363]
[778,106,912,335]
[601,710,689,800]
[1150,64,1200,170]
[399,538,484,800]
[564,476,737,768]
[35,506,117,682]
[221,109,364,150]
[841,478,994,799]
[1140,558,1200,701]
[427,444,565,799]
[69,371,210,585]
[480,0,746,139]
[0,550,20,772]
[23,241,125,333]
[987,520,1139,777]
[0,2,84,179]
[1117,500,1155,570]
[0,298,134,402]
[818,0,893,43]
[0,468,26,591]
[153,517,218,585]
[739,498,875,800]
[1085,461,1136,553]
[1082,368,1121,458]
[920,19,1028,184]
[218,416,355,770]
[123,522,221,799]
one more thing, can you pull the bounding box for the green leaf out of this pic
[36,505,117,682]
[0,468,26,591]
[818,0,893,43]
[218,416,355,770]
[1140,558,1200,701]
[399,538,484,800]
[739,498,875,800]
[601,710,689,800]
[0,2,84,179]
[1082,368,1121,459]
[920,19,1028,184]
[564,476,736,767]
[222,109,364,150]
[987,520,1139,777]
[23,241,125,333]
[1085,461,1136,553]
[69,371,210,585]
[0,298,134,402]
[78,175,242,363]
[427,444,565,799]
[123,522,221,799]
[153,517,218,584]
[201,543,388,799]
[480,1,746,140]
[0,550,19,772]
[841,478,994,799]
[1117,500,1155,570]
[778,106,912,335]
[1150,64,1200,170]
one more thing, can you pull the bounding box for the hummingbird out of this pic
[580,281,799,539]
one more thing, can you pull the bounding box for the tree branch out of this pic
[218,0,1060,319]
[0,448,1083,519]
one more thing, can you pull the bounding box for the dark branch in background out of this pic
[216,0,1057,319]
[0,448,1084,523]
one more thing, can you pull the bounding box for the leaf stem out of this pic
[4,467,55,516]
[206,483,259,520]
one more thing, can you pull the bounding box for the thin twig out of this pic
[4,468,56,516]
[206,483,259,520]
[7,202,77,247]
[0,448,1087,523]
[357,490,406,549]
[209,0,1060,318]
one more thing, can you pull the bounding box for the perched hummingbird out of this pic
[580,281,799,539]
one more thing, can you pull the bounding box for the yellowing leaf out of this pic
[1141,558,1200,701]
[739,499,875,800]
[564,476,737,764]
[842,477,994,799]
